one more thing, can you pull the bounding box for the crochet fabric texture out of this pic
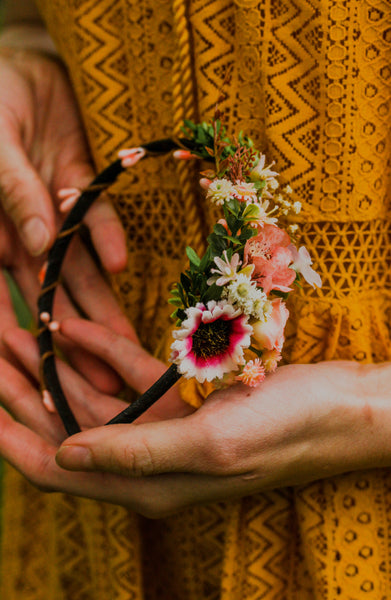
[1,1,391,599]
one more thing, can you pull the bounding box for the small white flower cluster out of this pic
[204,151,303,230]
[274,188,302,217]
[225,274,271,320]
[206,178,236,205]
[208,252,271,321]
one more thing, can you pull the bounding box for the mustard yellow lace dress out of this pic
[2,1,391,598]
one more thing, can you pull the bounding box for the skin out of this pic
[1,1,390,519]
[1,319,391,518]
[0,20,138,391]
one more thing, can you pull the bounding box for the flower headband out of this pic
[38,118,321,436]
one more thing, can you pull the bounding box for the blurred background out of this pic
[0,0,36,542]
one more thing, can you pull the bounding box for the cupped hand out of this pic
[1,318,387,518]
[0,48,135,391]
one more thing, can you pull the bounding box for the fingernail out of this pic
[56,445,93,470]
[21,217,50,256]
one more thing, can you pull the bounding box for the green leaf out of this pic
[271,290,289,299]
[203,283,223,303]
[184,119,196,130]
[239,227,257,241]
[180,272,191,293]
[226,198,240,215]
[186,246,201,268]
[226,214,237,234]
[168,297,184,306]
[207,232,227,254]
[169,284,181,297]
[199,247,212,272]
[223,235,242,245]
[176,283,186,305]
[214,223,228,237]
[176,308,187,321]
[197,127,207,144]
[243,204,259,218]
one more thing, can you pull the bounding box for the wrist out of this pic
[0,23,57,56]
[353,362,391,468]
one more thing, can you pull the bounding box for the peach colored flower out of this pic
[236,359,265,387]
[252,299,289,352]
[262,349,282,372]
[244,224,295,294]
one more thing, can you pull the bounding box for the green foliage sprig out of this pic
[169,197,258,325]
[180,119,254,178]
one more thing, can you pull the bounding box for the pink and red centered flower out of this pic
[170,300,253,382]
[244,224,296,294]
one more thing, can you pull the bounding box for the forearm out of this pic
[317,360,391,477]
[1,0,56,54]
[355,361,391,467]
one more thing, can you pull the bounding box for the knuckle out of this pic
[117,438,156,477]
[0,174,26,221]
[103,330,127,363]
[197,414,242,475]
[73,270,100,294]
[27,453,57,493]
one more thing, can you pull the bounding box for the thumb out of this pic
[55,420,204,477]
[0,124,56,256]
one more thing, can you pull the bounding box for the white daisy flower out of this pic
[206,178,236,205]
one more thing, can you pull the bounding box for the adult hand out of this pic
[1,319,389,518]
[0,47,135,392]
[0,47,126,267]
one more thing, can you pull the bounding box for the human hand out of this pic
[2,319,389,517]
[0,48,134,391]
[0,325,192,515]
[0,47,126,266]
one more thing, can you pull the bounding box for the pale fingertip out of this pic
[57,187,81,199]
[42,390,57,414]
[117,147,145,159]
[59,195,79,213]
[200,177,212,190]
[48,320,60,332]
[173,150,195,160]
[119,147,146,168]
[57,188,81,213]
